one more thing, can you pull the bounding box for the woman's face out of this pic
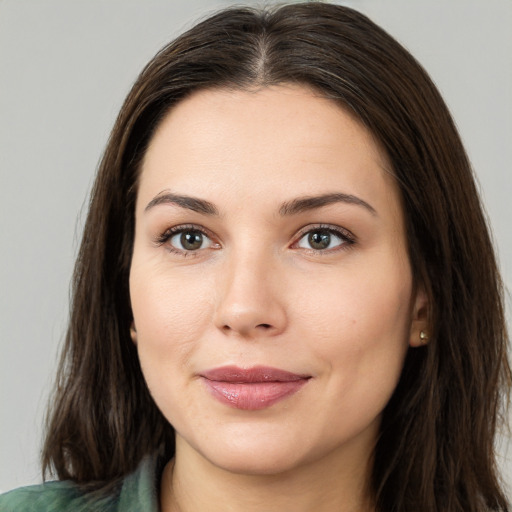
[130,85,427,476]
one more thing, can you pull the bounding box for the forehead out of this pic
[138,85,400,218]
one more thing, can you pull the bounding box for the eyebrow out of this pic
[279,193,377,216]
[145,191,376,217]
[145,192,219,215]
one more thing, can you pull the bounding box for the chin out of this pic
[176,423,314,476]
[180,421,367,478]
[203,442,309,476]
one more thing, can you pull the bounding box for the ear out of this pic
[130,321,138,345]
[409,286,429,347]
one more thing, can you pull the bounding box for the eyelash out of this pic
[154,223,356,256]
[293,224,356,254]
[154,224,215,256]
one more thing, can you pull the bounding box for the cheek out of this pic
[129,262,214,372]
[302,250,412,341]
[129,264,218,429]
[297,259,412,399]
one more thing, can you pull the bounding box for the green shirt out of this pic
[0,453,162,511]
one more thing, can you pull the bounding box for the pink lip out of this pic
[199,366,310,410]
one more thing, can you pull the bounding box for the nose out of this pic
[214,250,287,338]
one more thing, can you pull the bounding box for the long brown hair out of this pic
[42,3,511,510]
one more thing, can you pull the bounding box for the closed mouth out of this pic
[199,365,311,410]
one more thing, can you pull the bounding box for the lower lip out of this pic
[202,379,308,410]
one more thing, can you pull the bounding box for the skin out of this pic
[129,85,428,512]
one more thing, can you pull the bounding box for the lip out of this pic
[199,365,311,410]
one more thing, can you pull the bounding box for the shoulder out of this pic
[0,480,109,511]
[0,452,163,512]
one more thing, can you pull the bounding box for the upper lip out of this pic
[200,365,310,383]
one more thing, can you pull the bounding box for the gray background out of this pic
[1,0,511,496]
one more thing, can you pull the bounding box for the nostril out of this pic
[257,323,272,329]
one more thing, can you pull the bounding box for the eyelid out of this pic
[291,223,356,252]
[153,222,355,255]
[154,224,220,252]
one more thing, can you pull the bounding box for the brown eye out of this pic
[170,230,211,251]
[297,228,347,251]
[308,231,331,250]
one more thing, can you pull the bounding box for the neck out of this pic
[160,436,375,512]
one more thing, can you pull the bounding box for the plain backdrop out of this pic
[1,0,511,496]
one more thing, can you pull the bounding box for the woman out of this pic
[1,2,509,511]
